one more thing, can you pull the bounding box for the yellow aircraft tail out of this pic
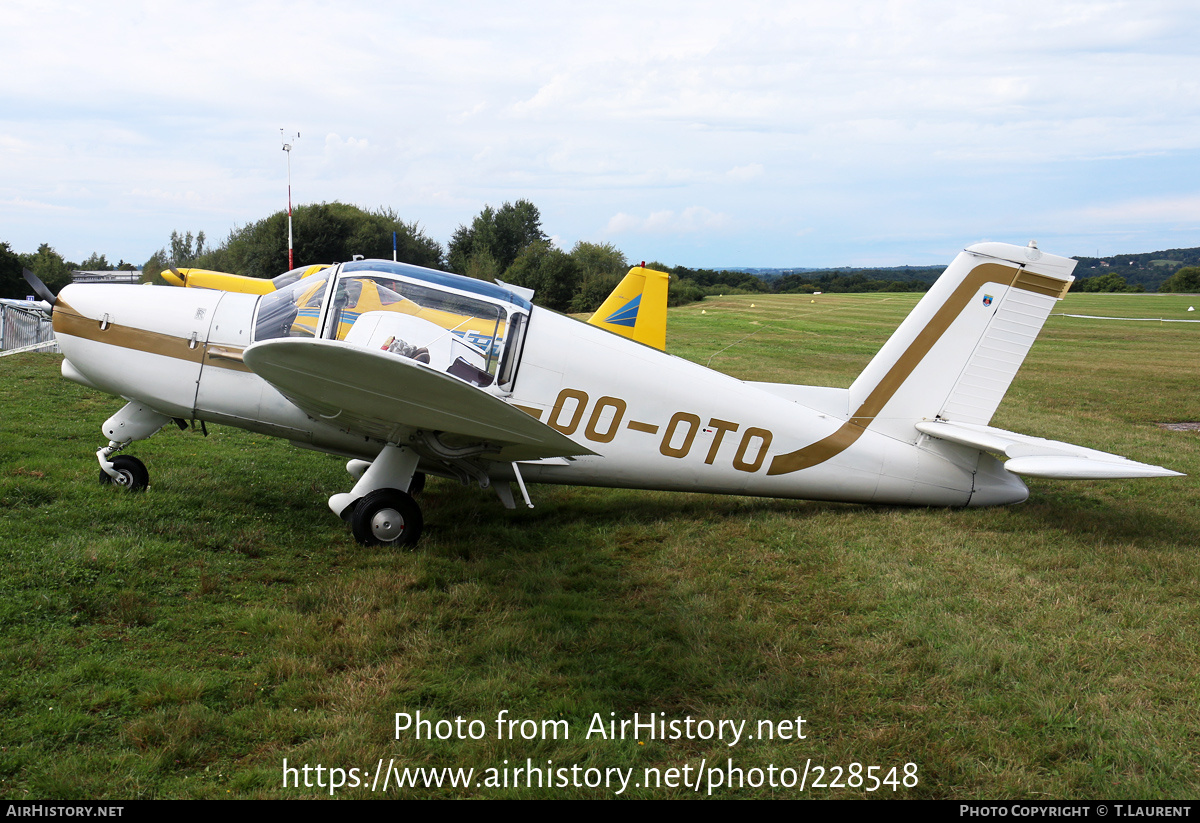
[586,266,670,350]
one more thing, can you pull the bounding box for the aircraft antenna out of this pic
[706,325,768,368]
[281,130,299,269]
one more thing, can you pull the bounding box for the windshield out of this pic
[253,269,334,340]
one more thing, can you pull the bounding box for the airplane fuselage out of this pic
[38,244,1179,547]
[51,265,1022,513]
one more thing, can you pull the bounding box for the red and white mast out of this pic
[281,130,298,269]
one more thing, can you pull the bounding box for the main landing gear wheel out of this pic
[350,488,423,548]
[99,455,149,492]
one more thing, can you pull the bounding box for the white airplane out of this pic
[28,241,1181,547]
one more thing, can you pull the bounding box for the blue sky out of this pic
[3,0,1199,269]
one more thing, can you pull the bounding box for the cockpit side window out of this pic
[328,273,516,387]
[497,311,528,391]
[253,269,334,340]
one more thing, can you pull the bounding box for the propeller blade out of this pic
[22,268,57,306]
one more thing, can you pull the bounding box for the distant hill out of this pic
[1069,247,1200,292]
[721,246,1200,293]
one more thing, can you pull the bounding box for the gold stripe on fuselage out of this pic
[53,301,250,372]
[53,301,205,365]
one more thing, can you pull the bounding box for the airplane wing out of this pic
[242,338,596,462]
[915,420,1183,479]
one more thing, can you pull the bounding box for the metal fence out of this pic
[0,300,59,356]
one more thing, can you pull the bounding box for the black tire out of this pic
[350,488,423,547]
[99,455,149,492]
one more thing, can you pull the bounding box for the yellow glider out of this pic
[159,264,330,294]
[163,262,672,350]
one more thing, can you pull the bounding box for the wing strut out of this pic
[511,462,534,508]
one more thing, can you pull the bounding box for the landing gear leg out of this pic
[96,402,171,492]
[330,444,424,547]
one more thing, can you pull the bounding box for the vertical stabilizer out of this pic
[587,266,670,350]
[846,242,1075,443]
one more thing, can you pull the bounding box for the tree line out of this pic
[0,243,136,301]
[9,199,1198,303]
[146,200,638,314]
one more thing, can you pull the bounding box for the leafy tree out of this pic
[169,230,206,266]
[462,250,502,283]
[569,241,627,312]
[1157,266,1200,293]
[1072,272,1143,293]
[0,242,26,299]
[448,200,547,275]
[141,230,207,284]
[200,203,442,279]
[667,279,706,307]
[502,241,581,312]
[142,204,443,282]
[666,264,768,294]
[19,243,74,293]
[141,248,171,285]
[78,252,113,271]
[770,269,930,295]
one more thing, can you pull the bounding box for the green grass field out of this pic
[1,291,1197,799]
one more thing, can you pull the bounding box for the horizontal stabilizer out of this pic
[916,420,1183,480]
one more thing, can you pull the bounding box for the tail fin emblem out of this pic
[604,294,642,327]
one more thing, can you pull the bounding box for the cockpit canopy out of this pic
[253,260,531,391]
[269,263,330,291]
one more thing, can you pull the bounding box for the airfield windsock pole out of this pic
[281,130,298,269]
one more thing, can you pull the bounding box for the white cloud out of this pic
[1080,196,1200,225]
[3,0,1200,265]
[726,164,764,182]
[0,197,73,213]
[606,206,732,235]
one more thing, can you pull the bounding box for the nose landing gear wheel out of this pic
[350,488,423,547]
[99,455,150,492]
